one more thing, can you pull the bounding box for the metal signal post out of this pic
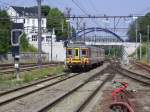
[11,29,23,80]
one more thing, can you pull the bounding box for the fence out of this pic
[0,52,49,64]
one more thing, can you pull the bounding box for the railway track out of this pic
[0,63,38,70]
[114,66,150,85]
[0,72,80,106]
[0,63,110,112]
[75,74,114,112]
[0,63,59,74]
[37,70,113,112]
[134,62,150,72]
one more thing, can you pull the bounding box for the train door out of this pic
[74,48,79,59]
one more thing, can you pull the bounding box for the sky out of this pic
[1,0,150,39]
[1,0,150,16]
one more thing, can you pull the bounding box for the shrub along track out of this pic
[0,63,61,74]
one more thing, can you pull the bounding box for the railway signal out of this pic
[11,29,23,80]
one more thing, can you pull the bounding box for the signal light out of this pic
[11,29,23,46]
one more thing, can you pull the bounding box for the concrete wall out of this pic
[123,42,140,56]
[0,53,49,64]
[29,35,66,62]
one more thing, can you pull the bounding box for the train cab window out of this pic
[75,49,78,56]
[82,50,87,56]
[67,49,72,55]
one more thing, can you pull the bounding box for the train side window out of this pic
[82,50,86,56]
[67,49,72,55]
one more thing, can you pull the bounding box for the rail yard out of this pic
[0,0,150,112]
[0,61,150,112]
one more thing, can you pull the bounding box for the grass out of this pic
[0,65,65,90]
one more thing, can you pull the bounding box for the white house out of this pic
[7,6,47,34]
[7,6,66,62]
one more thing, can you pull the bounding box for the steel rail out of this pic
[0,73,67,96]
[114,67,150,85]
[75,74,114,112]
[0,72,80,106]
[134,62,150,72]
[37,69,106,112]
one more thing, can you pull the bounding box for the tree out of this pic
[0,10,11,53]
[41,5,51,16]
[127,13,150,42]
[20,33,37,52]
[47,8,70,41]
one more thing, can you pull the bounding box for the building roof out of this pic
[11,6,44,17]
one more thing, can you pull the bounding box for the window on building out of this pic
[41,20,44,25]
[32,19,35,26]
[46,36,51,42]
[42,37,44,41]
[32,35,37,41]
[27,18,29,24]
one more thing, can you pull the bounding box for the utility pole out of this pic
[37,0,42,66]
[139,33,142,60]
[66,8,71,43]
[147,25,149,63]
[83,22,86,42]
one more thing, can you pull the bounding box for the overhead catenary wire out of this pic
[72,0,89,16]
[72,0,101,27]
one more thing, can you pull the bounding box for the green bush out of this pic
[20,33,38,52]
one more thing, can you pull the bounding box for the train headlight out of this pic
[85,58,89,63]
[69,58,72,63]
[81,57,84,63]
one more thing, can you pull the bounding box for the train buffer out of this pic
[110,81,136,112]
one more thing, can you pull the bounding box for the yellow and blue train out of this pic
[66,44,105,70]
